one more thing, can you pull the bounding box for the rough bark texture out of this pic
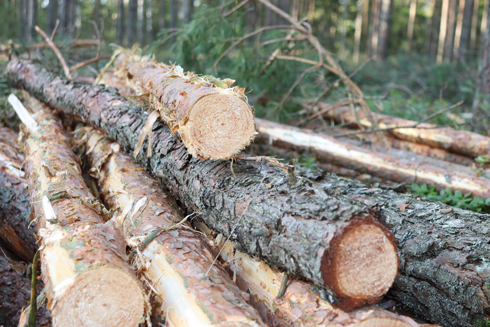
[113,51,256,160]
[77,127,265,326]
[0,125,37,262]
[256,119,490,198]
[6,59,399,311]
[19,100,144,327]
[313,102,490,158]
[195,221,420,327]
[315,173,490,327]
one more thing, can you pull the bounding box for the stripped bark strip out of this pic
[7,59,399,310]
[113,50,256,160]
[75,127,265,326]
[0,125,36,262]
[17,98,144,327]
[195,221,421,327]
[313,103,490,158]
[255,118,490,198]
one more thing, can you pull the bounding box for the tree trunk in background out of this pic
[308,0,316,21]
[159,0,165,29]
[429,0,442,57]
[339,0,348,56]
[170,0,178,28]
[443,0,457,61]
[407,0,417,52]
[94,0,101,35]
[470,0,480,53]
[145,0,152,43]
[377,0,392,60]
[70,0,76,38]
[481,0,490,55]
[128,0,137,44]
[437,0,449,62]
[182,0,193,23]
[353,0,364,62]
[425,0,436,55]
[47,0,58,34]
[58,0,71,38]
[455,0,473,60]
[291,0,298,20]
[137,0,144,43]
[277,0,290,24]
[26,0,37,42]
[117,0,124,44]
[474,0,490,116]
[18,0,25,39]
[368,0,381,56]
[265,2,272,25]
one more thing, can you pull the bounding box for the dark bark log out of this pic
[6,59,399,311]
[0,125,37,263]
[316,172,490,327]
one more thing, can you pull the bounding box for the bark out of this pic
[113,52,255,160]
[0,125,37,263]
[195,220,422,327]
[6,59,399,311]
[443,0,458,61]
[255,119,490,197]
[47,0,58,35]
[314,103,490,159]
[377,0,392,60]
[116,0,125,45]
[76,128,265,326]
[0,253,51,327]
[317,172,490,327]
[18,98,145,327]
[128,0,138,45]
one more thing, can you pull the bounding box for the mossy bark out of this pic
[0,125,36,262]
[7,59,398,310]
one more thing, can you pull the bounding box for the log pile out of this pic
[4,53,490,326]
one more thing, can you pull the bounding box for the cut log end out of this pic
[356,318,414,327]
[185,93,255,160]
[322,216,398,310]
[53,267,145,327]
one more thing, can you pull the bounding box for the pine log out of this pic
[314,172,490,327]
[76,127,265,326]
[0,125,37,262]
[111,50,256,160]
[255,118,490,198]
[17,99,145,327]
[6,59,399,311]
[312,103,490,158]
[194,220,421,327]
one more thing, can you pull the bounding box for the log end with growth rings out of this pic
[52,267,144,327]
[321,215,398,310]
[183,92,256,159]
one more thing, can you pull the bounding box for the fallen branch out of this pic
[69,55,111,73]
[34,26,72,80]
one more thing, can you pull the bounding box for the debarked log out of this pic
[76,127,265,326]
[6,59,398,310]
[16,99,145,327]
[255,118,490,198]
[0,125,37,262]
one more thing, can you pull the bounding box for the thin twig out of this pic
[90,20,102,70]
[223,0,250,16]
[50,20,59,41]
[35,25,72,80]
[274,55,337,74]
[260,35,307,46]
[69,56,111,73]
[278,64,321,108]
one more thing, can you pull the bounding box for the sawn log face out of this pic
[7,59,398,309]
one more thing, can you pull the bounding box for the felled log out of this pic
[7,59,399,311]
[0,125,36,262]
[315,172,490,327]
[76,127,265,326]
[194,220,421,327]
[112,50,256,160]
[13,97,145,327]
[255,118,490,198]
[312,103,490,158]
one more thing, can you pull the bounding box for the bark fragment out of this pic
[76,127,265,326]
[6,59,398,310]
[17,98,144,327]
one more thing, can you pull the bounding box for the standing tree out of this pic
[159,0,166,29]
[170,0,178,28]
[377,0,392,60]
[454,0,473,61]
[474,0,490,124]
[128,0,137,44]
[407,0,417,52]
[47,0,58,35]
[182,0,193,23]
[117,0,125,45]
[443,0,457,61]
[470,0,480,52]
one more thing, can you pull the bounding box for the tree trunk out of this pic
[459,0,474,61]
[377,0,392,60]
[429,0,442,57]
[482,0,490,56]
[117,0,125,45]
[407,0,417,52]
[145,0,153,43]
[18,0,26,39]
[470,0,480,53]
[318,172,490,327]
[115,52,255,160]
[137,0,144,43]
[453,0,466,60]
[443,0,458,61]
[182,0,193,23]
[15,97,145,327]
[339,0,348,57]
[353,0,364,62]
[195,220,421,327]
[0,125,37,263]
[170,0,178,28]
[437,0,449,62]
[369,0,381,56]
[312,102,490,159]
[93,0,101,37]
[128,0,138,45]
[159,0,166,29]
[474,0,490,118]
[26,0,37,42]
[76,128,265,326]
[6,59,399,311]
[47,0,58,35]
[255,119,490,198]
